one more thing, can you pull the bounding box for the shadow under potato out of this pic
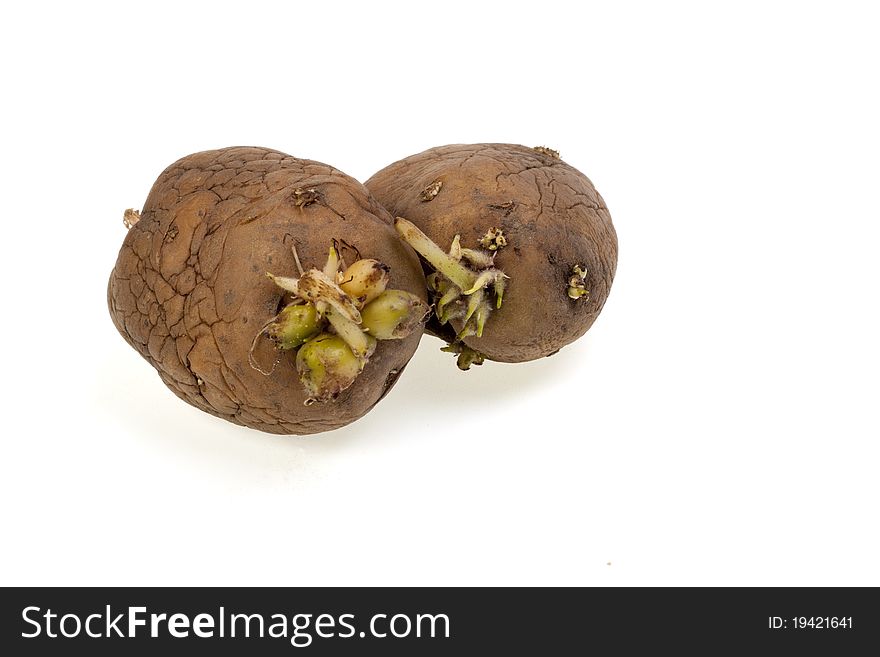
[95,330,587,457]
[378,336,587,421]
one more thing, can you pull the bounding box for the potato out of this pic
[365,144,618,366]
[108,147,427,435]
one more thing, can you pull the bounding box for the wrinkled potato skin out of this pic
[108,147,426,435]
[365,144,618,362]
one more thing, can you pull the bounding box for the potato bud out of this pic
[296,333,363,402]
[267,303,321,349]
[361,290,430,340]
[567,265,590,300]
[339,259,390,307]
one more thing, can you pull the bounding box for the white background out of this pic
[1,1,877,586]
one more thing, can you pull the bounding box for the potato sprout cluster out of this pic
[250,244,427,403]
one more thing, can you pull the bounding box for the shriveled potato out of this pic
[108,147,427,435]
[365,144,618,366]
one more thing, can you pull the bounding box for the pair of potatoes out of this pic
[107,144,618,435]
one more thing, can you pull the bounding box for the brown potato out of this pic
[108,147,427,435]
[365,144,618,365]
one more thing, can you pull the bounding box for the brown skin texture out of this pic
[365,144,618,363]
[108,147,426,435]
